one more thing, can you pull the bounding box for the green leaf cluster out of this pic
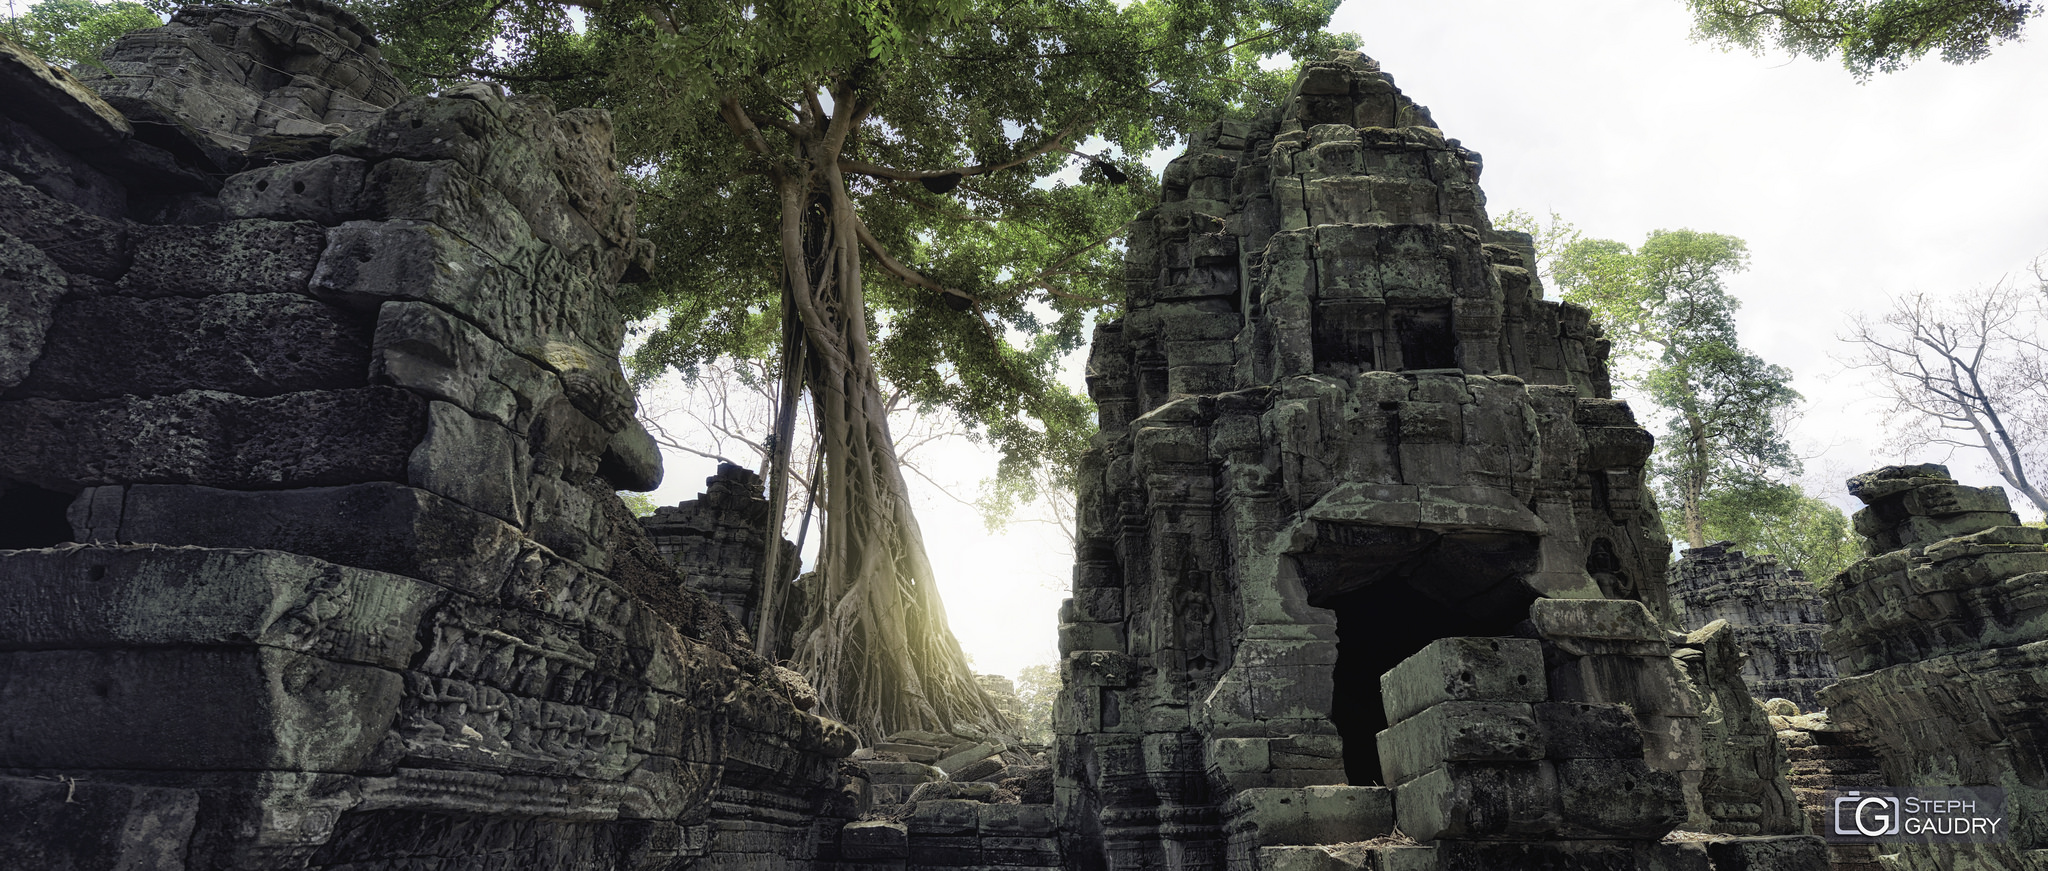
[1686,0,2040,78]
[1553,228,1802,546]
[1696,482,1861,581]
[348,0,1345,492]
[0,0,163,71]
[1009,661,1057,744]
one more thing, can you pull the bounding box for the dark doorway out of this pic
[0,481,76,549]
[1392,304,1456,370]
[1299,525,1540,784]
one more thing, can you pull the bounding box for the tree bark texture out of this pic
[723,92,1009,741]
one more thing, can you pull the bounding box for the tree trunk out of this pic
[1682,408,1710,549]
[754,107,1009,742]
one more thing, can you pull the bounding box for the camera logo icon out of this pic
[1834,791,1902,837]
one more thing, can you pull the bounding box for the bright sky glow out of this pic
[641,0,2048,682]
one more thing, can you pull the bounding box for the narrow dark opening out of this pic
[1301,525,1540,785]
[0,482,76,549]
[1393,304,1456,370]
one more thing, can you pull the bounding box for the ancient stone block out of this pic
[1375,701,1542,786]
[904,799,983,836]
[115,219,328,298]
[1434,840,1635,871]
[1379,637,1547,725]
[1529,597,1664,644]
[90,481,524,595]
[334,93,503,175]
[361,158,537,264]
[0,775,198,871]
[0,387,424,490]
[1534,702,1644,759]
[12,181,120,287]
[0,645,402,770]
[1222,785,1394,846]
[218,154,368,224]
[10,292,372,399]
[978,803,1055,835]
[0,545,440,667]
[1701,835,1828,870]
[1394,762,1561,841]
[1543,652,1699,718]
[409,400,530,525]
[981,834,1062,865]
[0,228,68,393]
[1553,758,1686,839]
[0,38,134,153]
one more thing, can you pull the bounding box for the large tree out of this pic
[1844,277,2048,520]
[1553,229,1802,549]
[1684,0,2040,78]
[1697,482,1860,580]
[356,0,1344,740]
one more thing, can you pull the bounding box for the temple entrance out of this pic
[1297,525,1542,784]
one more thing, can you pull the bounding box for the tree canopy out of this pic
[0,0,162,70]
[353,0,1347,739]
[1685,0,2040,78]
[1696,482,1860,581]
[1552,228,1803,549]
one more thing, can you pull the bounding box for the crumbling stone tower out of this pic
[1056,54,1817,870]
[1669,543,1837,712]
[642,463,800,630]
[0,5,855,869]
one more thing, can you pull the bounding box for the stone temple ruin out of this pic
[1053,52,1811,870]
[2,5,2047,871]
[1668,543,1837,713]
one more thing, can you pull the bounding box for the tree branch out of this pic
[839,120,1082,183]
[850,212,979,308]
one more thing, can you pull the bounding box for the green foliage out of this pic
[1553,228,1802,546]
[350,0,1346,495]
[1686,0,2040,78]
[617,490,660,517]
[0,0,163,70]
[1694,482,1861,581]
[1010,662,1057,744]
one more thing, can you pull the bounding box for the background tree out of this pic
[0,0,162,70]
[1553,229,1802,548]
[1696,482,1860,580]
[1844,277,2048,519]
[1685,0,2040,78]
[354,0,1347,740]
[1009,662,1057,745]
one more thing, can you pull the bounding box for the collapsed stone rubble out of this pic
[1054,51,1818,871]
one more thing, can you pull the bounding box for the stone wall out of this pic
[1055,52,1817,871]
[0,4,855,869]
[1669,543,1837,712]
[1816,464,2048,869]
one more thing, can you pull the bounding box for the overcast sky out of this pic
[643,0,2048,681]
